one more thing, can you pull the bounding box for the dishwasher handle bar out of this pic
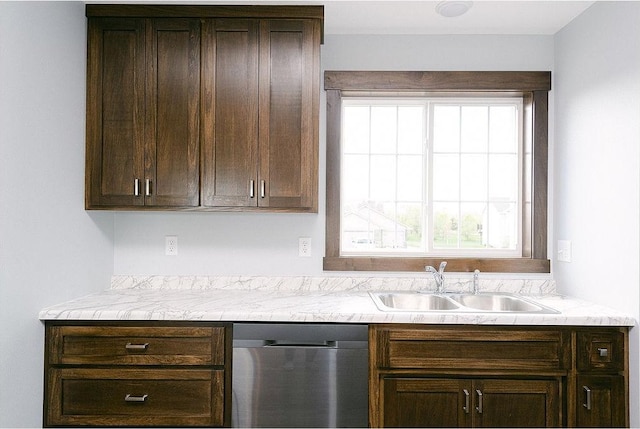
[265,340,336,348]
[233,339,367,349]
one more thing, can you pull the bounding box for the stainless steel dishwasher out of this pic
[232,323,368,428]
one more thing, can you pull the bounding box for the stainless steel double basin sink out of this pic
[370,291,558,314]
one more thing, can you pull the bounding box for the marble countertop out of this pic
[38,276,635,326]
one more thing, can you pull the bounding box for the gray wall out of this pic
[0,2,114,426]
[553,1,640,422]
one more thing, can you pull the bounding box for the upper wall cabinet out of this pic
[85,6,322,212]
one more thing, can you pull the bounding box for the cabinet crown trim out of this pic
[86,5,325,41]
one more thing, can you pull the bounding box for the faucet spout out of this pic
[425,261,447,293]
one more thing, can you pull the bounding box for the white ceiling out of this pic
[87,0,596,35]
[323,1,595,35]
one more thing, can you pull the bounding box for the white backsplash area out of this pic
[111,275,557,296]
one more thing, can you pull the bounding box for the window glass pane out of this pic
[486,202,517,249]
[343,154,369,202]
[371,106,397,154]
[460,154,487,201]
[433,105,459,152]
[397,155,423,201]
[460,202,486,248]
[433,202,459,248]
[490,105,517,152]
[398,106,424,154]
[432,154,459,201]
[343,106,370,154]
[340,97,522,257]
[370,155,396,201]
[397,203,424,251]
[342,204,375,251]
[461,106,488,153]
[488,154,518,200]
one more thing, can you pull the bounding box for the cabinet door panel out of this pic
[576,375,625,427]
[259,20,319,210]
[87,18,146,207]
[473,379,560,428]
[382,378,472,428]
[146,19,200,207]
[202,19,259,207]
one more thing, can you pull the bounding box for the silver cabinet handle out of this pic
[583,386,592,410]
[145,179,151,196]
[260,180,266,198]
[463,389,470,413]
[125,394,148,403]
[476,389,483,414]
[598,347,609,357]
[125,342,149,351]
[249,180,255,198]
[134,179,140,196]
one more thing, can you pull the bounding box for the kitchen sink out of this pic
[373,293,461,311]
[449,293,546,312]
[370,292,558,314]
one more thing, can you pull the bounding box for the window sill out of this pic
[323,257,550,273]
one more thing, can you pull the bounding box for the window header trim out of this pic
[324,71,551,92]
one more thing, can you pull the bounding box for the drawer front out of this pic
[48,325,225,366]
[46,368,225,427]
[372,325,570,371]
[577,329,625,372]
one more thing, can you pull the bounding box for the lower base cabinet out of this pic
[43,322,628,428]
[370,324,629,428]
[43,322,231,427]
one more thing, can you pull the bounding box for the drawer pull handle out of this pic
[125,342,149,351]
[597,347,609,357]
[125,394,148,403]
[462,389,470,413]
[583,386,592,410]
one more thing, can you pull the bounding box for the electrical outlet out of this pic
[299,237,311,257]
[165,235,178,256]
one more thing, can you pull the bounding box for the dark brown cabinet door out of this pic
[382,378,472,428]
[86,18,200,208]
[258,19,319,210]
[381,378,560,428]
[576,375,625,427]
[86,18,146,207]
[202,19,259,207]
[145,19,200,207]
[473,379,560,428]
[202,18,319,211]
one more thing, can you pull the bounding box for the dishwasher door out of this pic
[232,323,368,428]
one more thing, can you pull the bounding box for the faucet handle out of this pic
[438,261,447,273]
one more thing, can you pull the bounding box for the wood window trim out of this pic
[323,71,551,273]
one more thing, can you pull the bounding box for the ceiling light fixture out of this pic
[435,1,473,18]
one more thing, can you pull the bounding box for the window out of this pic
[324,71,551,273]
[342,97,523,257]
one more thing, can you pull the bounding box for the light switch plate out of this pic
[557,240,571,262]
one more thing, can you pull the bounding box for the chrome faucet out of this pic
[425,261,447,293]
[473,269,480,294]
